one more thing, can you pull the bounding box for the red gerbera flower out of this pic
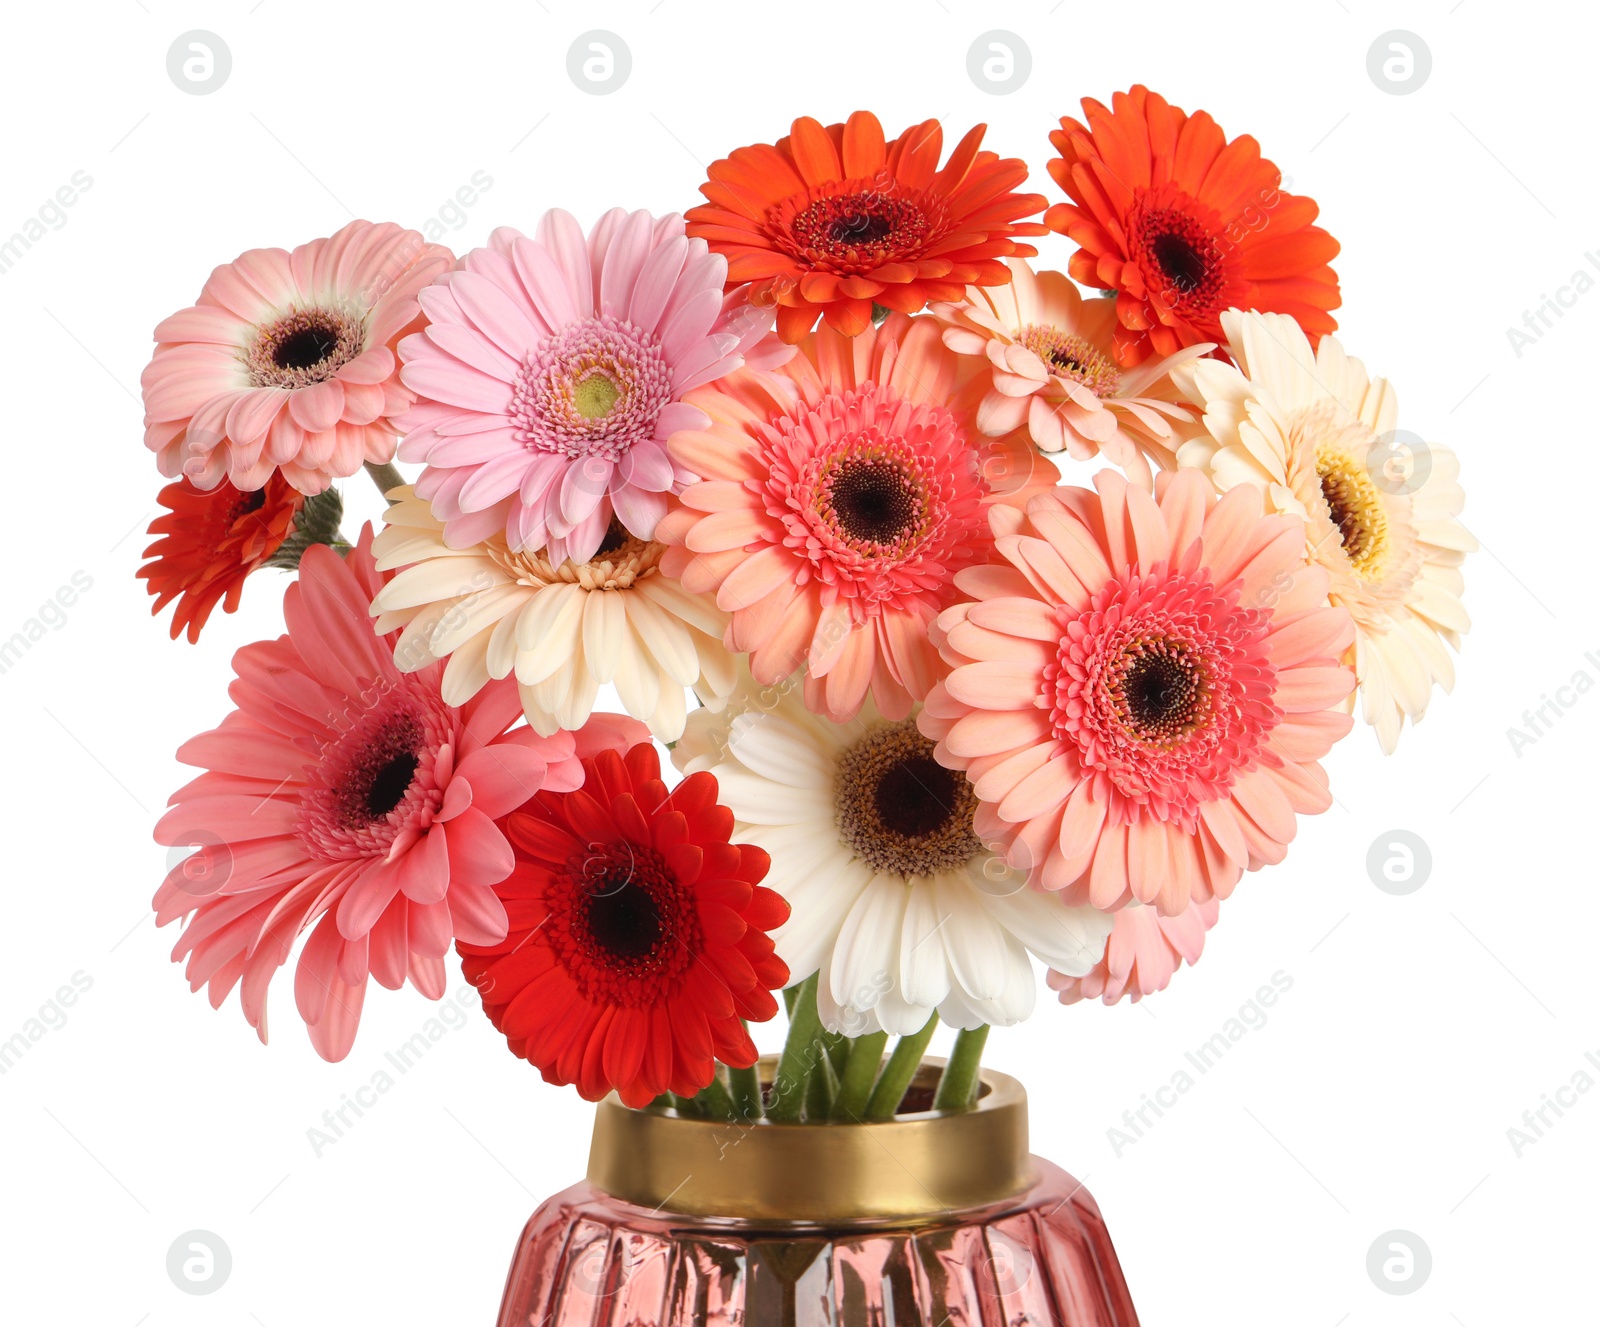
[686,111,1047,342]
[458,743,790,1107]
[1044,86,1341,366]
[137,473,303,642]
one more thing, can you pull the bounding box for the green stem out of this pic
[806,1044,838,1119]
[863,1014,939,1122]
[668,1091,706,1118]
[727,1060,764,1122]
[692,1072,737,1121]
[822,1027,850,1079]
[364,460,406,501]
[768,974,825,1123]
[830,1031,888,1121]
[932,1025,990,1112]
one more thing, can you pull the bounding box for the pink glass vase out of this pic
[494,1063,1140,1326]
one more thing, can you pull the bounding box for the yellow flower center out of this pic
[572,371,621,420]
[1017,325,1120,397]
[1315,446,1391,581]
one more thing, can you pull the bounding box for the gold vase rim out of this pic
[585,1057,1032,1226]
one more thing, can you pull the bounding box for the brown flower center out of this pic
[835,721,982,877]
[778,183,939,275]
[1132,203,1226,313]
[245,307,364,390]
[1017,325,1121,397]
[825,456,925,545]
[1316,446,1392,580]
[1113,641,1210,746]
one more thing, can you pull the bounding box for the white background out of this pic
[0,1,1593,1322]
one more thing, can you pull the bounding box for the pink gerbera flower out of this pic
[397,209,784,565]
[142,220,452,494]
[1048,898,1219,1005]
[152,525,646,1060]
[658,313,1056,724]
[919,470,1356,915]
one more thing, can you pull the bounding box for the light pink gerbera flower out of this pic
[657,313,1056,725]
[152,526,647,1060]
[919,470,1356,915]
[1048,898,1219,1005]
[397,209,785,565]
[142,220,452,494]
[930,257,1209,477]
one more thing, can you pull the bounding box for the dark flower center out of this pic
[836,722,982,877]
[586,874,665,960]
[1315,448,1392,580]
[829,210,894,245]
[1149,233,1209,294]
[274,320,343,371]
[595,516,632,558]
[365,751,420,818]
[827,457,923,545]
[1112,642,1208,745]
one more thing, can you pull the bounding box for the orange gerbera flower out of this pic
[686,111,1048,343]
[1044,86,1341,367]
[138,473,303,641]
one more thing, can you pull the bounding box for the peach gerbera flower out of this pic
[658,313,1054,725]
[686,111,1047,342]
[1173,310,1476,752]
[919,470,1356,915]
[1048,898,1219,1005]
[930,257,1209,475]
[1045,86,1341,367]
[142,220,452,494]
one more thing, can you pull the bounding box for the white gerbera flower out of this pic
[674,668,1111,1035]
[370,488,734,740]
[1173,310,1476,752]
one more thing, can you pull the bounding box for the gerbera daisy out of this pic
[1044,86,1341,367]
[369,487,732,741]
[1172,310,1475,751]
[397,209,783,566]
[919,470,1356,915]
[137,473,304,642]
[1047,898,1219,1005]
[930,257,1209,476]
[153,526,646,1060]
[457,742,790,1107]
[674,667,1111,1035]
[142,220,452,494]
[686,111,1048,341]
[658,313,1054,725]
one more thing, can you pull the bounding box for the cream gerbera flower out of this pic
[674,667,1111,1035]
[371,489,733,739]
[930,256,1209,476]
[1173,310,1476,752]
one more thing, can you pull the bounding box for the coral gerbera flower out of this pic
[674,666,1111,1035]
[137,473,304,642]
[686,111,1048,342]
[919,470,1357,915]
[1048,899,1219,1005]
[931,257,1209,476]
[369,488,733,741]
[397,209,782,566]
[658,313,1054,725]
[1044,86,1341,367]
[153,527,644,1060]
[457,742,790,1107]
[142,220,452,494]
[1173,311,1475,752]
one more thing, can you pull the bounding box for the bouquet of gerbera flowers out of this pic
[142,90,1474,1123]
